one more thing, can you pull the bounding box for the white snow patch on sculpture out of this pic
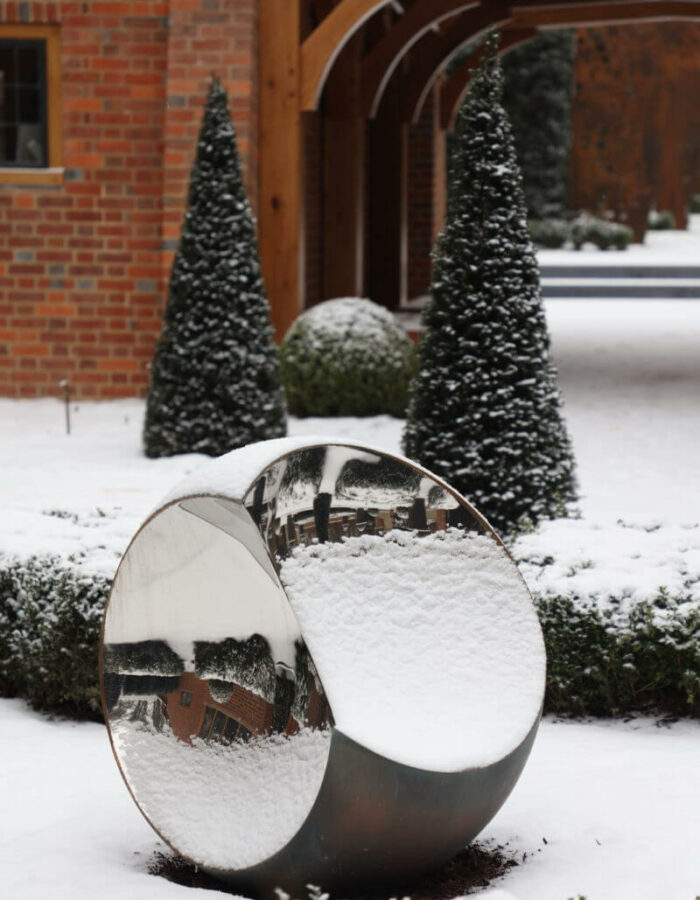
[281,529,545,772]
[114,720,331,870]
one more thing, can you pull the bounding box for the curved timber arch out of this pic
[402,2,512,125]
[360,0,481,119]
[302,0,691,114]
[508,0,700,30]
[260,0,700,343]
[440,28,538,131]
[300,0,391,111]
[408,0,700,125]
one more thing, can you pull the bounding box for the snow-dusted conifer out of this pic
[143,79,286,458]
[403,34,576,534]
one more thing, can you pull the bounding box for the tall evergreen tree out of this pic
[502,31,576,220]
[143,79,286,458]
[403,35,577,535]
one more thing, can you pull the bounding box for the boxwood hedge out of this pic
[2,554,698,720]
[0,556,109,719]
[280,298,417,418]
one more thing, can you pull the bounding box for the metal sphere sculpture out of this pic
[101,438,545,897]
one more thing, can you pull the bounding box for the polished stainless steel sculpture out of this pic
[101,438,545,896]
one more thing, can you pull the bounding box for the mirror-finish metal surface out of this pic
[103,496,333,871]
[101,439,545,896]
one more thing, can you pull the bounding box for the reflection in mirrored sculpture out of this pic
[102,438,545,896]
[102,492,334,871]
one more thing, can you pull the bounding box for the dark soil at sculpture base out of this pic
[149,841,518,897]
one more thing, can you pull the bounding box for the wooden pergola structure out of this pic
[258,0,700,338]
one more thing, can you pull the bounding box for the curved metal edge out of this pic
[205,714,541,897]
[97,492,337,872]
[125,436,536,621]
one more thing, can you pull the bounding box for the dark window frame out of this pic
[0,37,49,168]
[0,24,62,185]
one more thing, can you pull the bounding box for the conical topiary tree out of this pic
[403,34,577,534]
[143,78,286,458]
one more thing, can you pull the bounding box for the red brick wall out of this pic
[0,0,259,399]
[167,671,274,743]
[161,0,259,270]
[0,1,168,397]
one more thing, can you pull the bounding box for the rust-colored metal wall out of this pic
[571,22,700,239]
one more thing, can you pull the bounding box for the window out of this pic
[198,705,251,744]
[198,706,216,739]
[0,39,47,165]
[0,25,62,184]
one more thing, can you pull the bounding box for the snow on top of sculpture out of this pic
[281,528,544,771]
[101,437,545,895]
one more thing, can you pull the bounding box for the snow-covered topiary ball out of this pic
[280,297,416,417]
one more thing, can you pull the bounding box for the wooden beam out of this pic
[260,0,304,340]
[402,1,512,125]
[439,28,538,130]
[300,0,392,111]
[323,33,366,298]
[509,0,700,29]
[360,0,480,119]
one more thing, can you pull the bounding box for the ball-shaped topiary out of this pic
[280,298,416,417]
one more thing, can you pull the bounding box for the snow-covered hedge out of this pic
[2,549,698,720]
[528,218,570,249]
[529,215,634,251]
[647,208,676,230]
[517,519,700,716]
[0,556,109,718]
[538,591,700,717]
[280,298,417,417]
[570,213,633,251]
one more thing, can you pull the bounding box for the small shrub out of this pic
[648,209,676,230]
[529,218,569,248]
[570,213,632,251]
[280,297,416,417]
[536,591,700,717]
[689,193,700,214]
[0,556,110,718]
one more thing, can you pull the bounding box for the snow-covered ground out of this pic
[2,298,700,898]
[520,299,700,613]
[2,698,699,900]
[2,300,699,602]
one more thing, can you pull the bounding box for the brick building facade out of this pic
[1,1,698,399]
[0,0,258,398]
